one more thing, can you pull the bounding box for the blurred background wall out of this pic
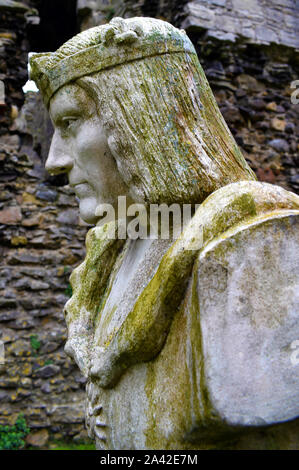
[0,0,298,447]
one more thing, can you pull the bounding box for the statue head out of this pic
[30,17,255,224]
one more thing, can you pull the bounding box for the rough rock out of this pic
[269,138,290,153]
[35,365,61,379]
[26,429,49,447]
[0,206,22,224]
[181,0,299,49]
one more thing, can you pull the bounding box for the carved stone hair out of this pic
[30,17,256,204]
[30,17,197,107]
[77,53,255,204]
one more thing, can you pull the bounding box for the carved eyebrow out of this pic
[51,108,81,127]
[50,93,95,127]
[49,94,81,120]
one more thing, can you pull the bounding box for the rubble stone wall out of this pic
[0,1,88,444]
[182,0,299,49]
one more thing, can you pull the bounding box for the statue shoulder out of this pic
[188,181,299,430]
[180,180,299,254]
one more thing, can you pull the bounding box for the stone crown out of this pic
[29,16,196,107]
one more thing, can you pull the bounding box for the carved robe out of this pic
[64,181,299,449]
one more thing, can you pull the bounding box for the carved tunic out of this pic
[65,181,299,449]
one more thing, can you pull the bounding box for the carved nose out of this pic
[45,131,73,175]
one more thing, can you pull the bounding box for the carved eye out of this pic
[61,116,78,131]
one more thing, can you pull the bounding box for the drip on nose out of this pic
[45,132,73,175]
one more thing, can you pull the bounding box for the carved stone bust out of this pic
[30,17,299,449]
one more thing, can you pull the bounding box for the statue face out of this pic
[47,83,131,224]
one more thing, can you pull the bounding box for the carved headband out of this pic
[29,16,197,107]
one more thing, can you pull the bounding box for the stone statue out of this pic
[30,17,299,450]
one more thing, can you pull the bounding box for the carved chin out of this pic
[78,197,98,224]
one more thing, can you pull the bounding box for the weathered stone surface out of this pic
[0,311,19,322]
[181,0,299,49]
[271,117,286,131]
[9,339,31,357]
[0,206,22,224]
[35,365,61,379]
[197,212,299,427]
[269,138,290,153]
[16,91,53,164]
[47,403,85,424]
[57,209,79,226]
[76,181,299,449]
[26,429,49,447]
[36,187,58,202]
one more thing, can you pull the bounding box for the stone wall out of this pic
[187,33,299,193]
[0,1,88,445]
[77,0,188,29]
[0,0,298,446]
[182,0,299,49]
[77,0,299,50]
